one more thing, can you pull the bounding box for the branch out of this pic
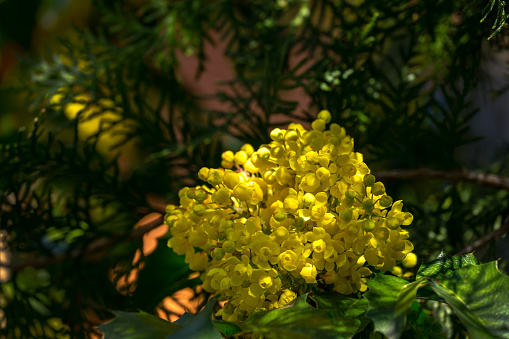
[455,218,509,256]
[375,168,509,190]
[3,214,165,272]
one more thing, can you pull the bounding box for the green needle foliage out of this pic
[1,0,509,338]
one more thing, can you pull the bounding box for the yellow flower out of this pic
[164,109,415,320]
[300,263,318,283]
[278,250,300,271]
[188,251,208,271]
[223,171,240,189]
[233,182,253,201]
[402,252,418,268]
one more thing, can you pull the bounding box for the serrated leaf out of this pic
[167,297,222,339]
[98,311,180,339]
[427,261,509,338]
[242,294,366,339]
[365,274,423,339]
[417,252,480,280]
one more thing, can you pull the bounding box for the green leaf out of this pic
[427,261,509,338]
[417,252,480,280]
[365,274,424,339]
[310,292,369,318]
[98,311,180,339]
[167,297,222,339]
[242,294,366,339]
[395,278,425,319]
[172,312,193,325]
[213,320,243,337]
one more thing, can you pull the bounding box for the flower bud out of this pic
[345,188,357,200]
[212,247,225,261]
[223,171,240,190]
[270,128,284,141]
[402,252,417,268]
[311,119,326,131]
[234,151,248,165]
[223,240,236,253]
[270,146,285,158]
[340,209,353,222]
[362,219,376,232]
[284,130,299,142]
[223,302,235,315]
[363,174,375,187]
[222,150,234,162]
[273,208,287,222]
[241,143,255,156]
[372,182,385,195]
[198,167,209,181]
[379,195,393,208]
[192,204,206,216]
[258,147,271,160]
[317,110,332,124]
[221,160,233,169]
[362,199,374,212]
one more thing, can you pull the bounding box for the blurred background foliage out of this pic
[1,0,509,338]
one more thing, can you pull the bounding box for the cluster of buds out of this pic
[165,110,414,321]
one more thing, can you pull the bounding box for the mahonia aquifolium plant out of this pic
[164,110,414,322]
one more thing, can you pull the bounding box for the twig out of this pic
[455,218,509,256]
[375,168,509,190]
[3,214,164,272]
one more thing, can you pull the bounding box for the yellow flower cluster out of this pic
[165,110,414,321]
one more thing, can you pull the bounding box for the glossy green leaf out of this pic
[98,311,180,339]
[427,261,509,338]
[310,292,369,318]
[365,274,416,339]
[417,252,480,280]
[167,297,222,339]
[242,294,367,339]
[213,320,244,337]
[395,278,425,319]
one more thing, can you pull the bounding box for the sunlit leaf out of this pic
[417,252,480,280]
[365,274,410,339]
[427,262,509,338]
[242,294,367,339]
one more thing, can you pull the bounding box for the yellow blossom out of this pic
[164,109,414,320]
